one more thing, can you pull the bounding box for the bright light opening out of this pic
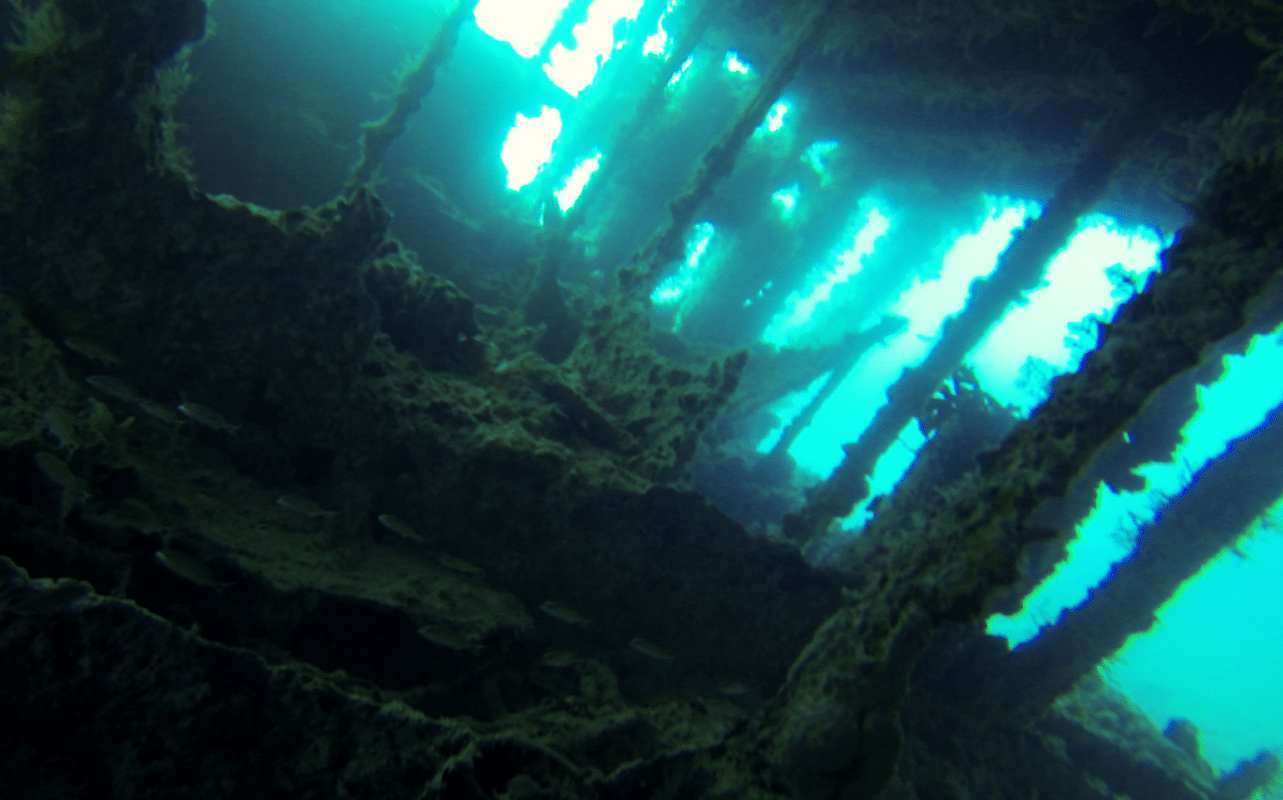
[771,184,800,220]
[724,51,751,76]
[544,0,644,97]
[985,325,1283,773]
[765,197,1029,492]
[642,3,675,57]
[756,371,834,453]
[762,203,891,347]
[651,222,715,304]
[667,55,694,88]
[501,106,563,190]
[555,152,602,211]
[764,101,790,133]
[969,217,1167,412]
[474,0,572,59]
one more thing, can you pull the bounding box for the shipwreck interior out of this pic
[2,0,1283,798]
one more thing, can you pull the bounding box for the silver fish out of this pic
[138,400,183,425]
[177,402,239,433]
[539,601,589,626]
[275,495,335,519]
[154,550,230,589]
[85,375,140,403]
[63,336,123,365]
[539,649,581,668]
[629,637,675,661]
[89,499,163,533]
[33,452,86,493]
[42,408,76,451]
[416,624,482,653]
[438,554,482,575]
[377,514,422,543]
[34,452,90,532]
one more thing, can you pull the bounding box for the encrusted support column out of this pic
[345,0,479,193]
[565,0,842,355]
[752,145,1283,800]
[612,0,844,300]
[526,0,721,362]
[783,98,1166,544]
[552,0,841,482]
[978,399,1283,721]
[764,316,906,465]
[558,0,726,235]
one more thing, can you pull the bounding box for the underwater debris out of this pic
[275,495,336,519]
[137,399,183,425]
[377,513,422,543]
[62,336,123,365]
[438,554,482,575]
[539,649,582,668]
[416,624,483,654]
[177,402,239,433]
[539,600,589,626]
[628,637,675,661]
[85,375,141,403]
[153,550,230,589]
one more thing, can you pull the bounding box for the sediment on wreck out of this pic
[0,0,838,768]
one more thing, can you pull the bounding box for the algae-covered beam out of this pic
[558,0,726,236]
[533,0,677,208]
[972,401,1283,721]
[524,0,714,362]
[782,98,1166,544]
[615,0,843,299]
[764,315,906,465]
[345,0,480,194]
[560,0,840,445]
[753,146,1283,800]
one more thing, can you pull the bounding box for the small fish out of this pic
[33,452,87,493]
[539,601,589,626]
[377,514,422,543]
[629,637,675,661]
[85,375,140,403]
[42,408,76,451]
[154,550,230,589]
[177,402,239,433]
[92,499,163,532]
[138,399,183,425]
[416,624,482,653]
[63,336,123,365]
[718,681,749,696]
[34,453,90,532]
[539,649,581,668]
[438,554,482,575]
[275,495,336,519]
